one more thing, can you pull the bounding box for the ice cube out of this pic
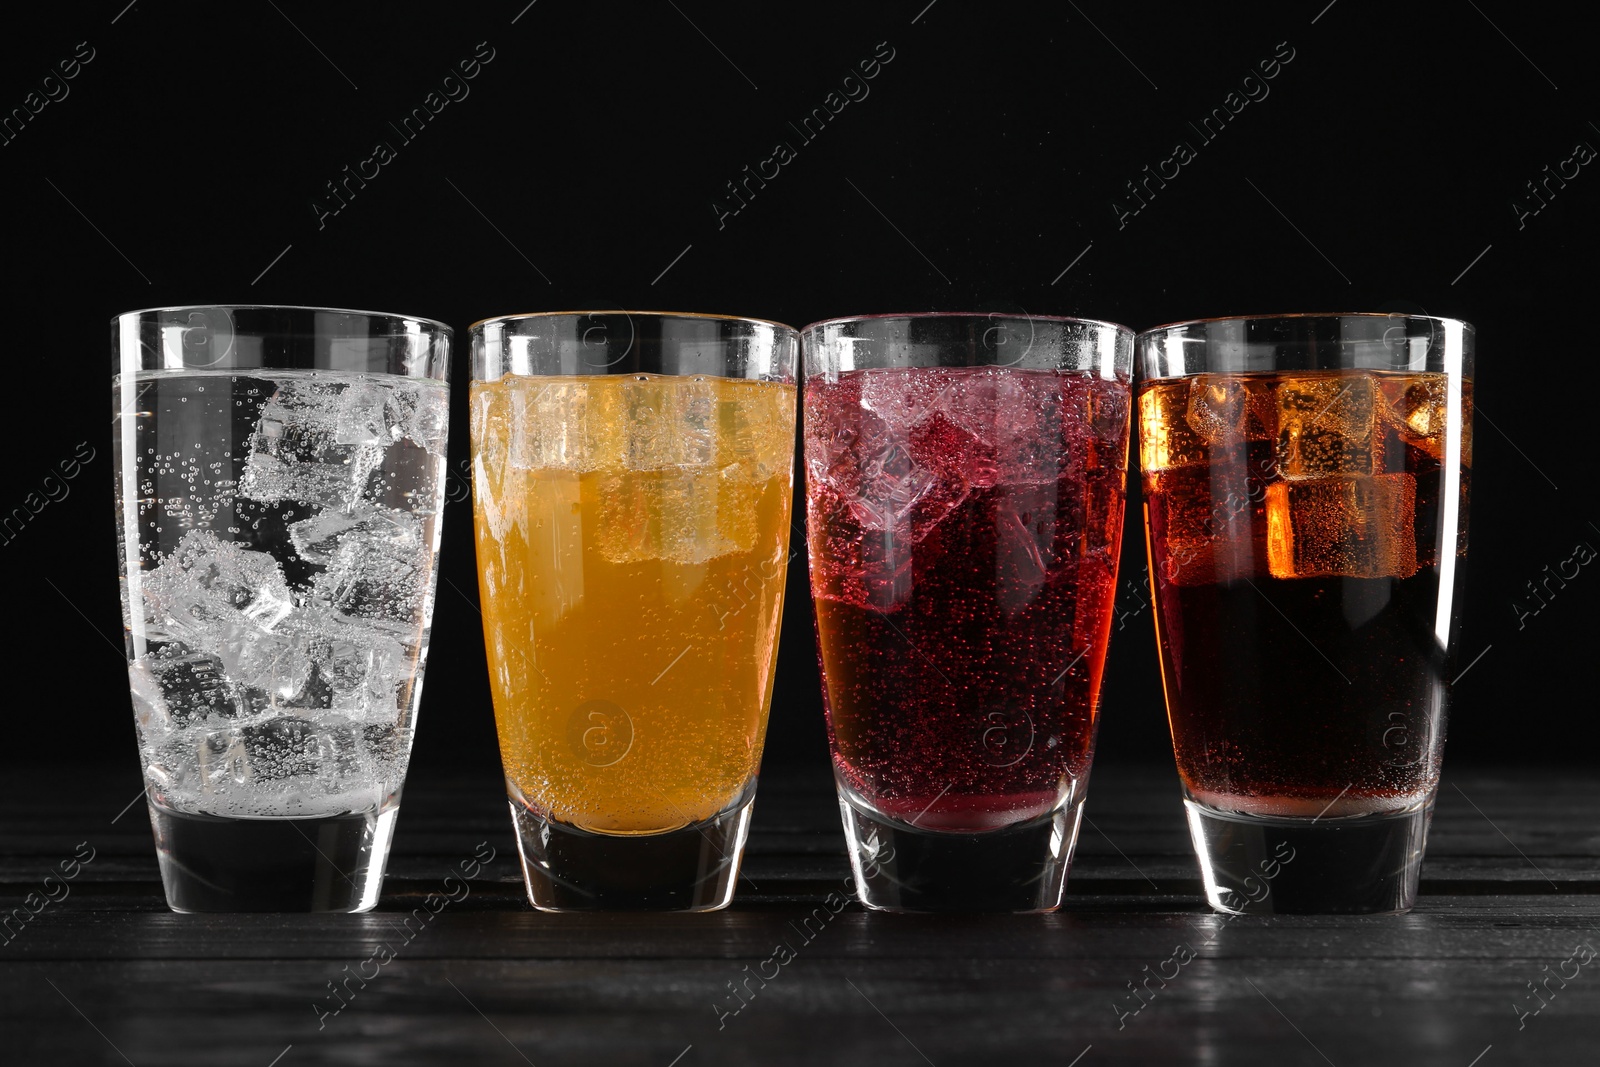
[594,467,749,565]
[254,378,342,457]
[1186,375,1248,445]
[334,380,391,446]
[1275,374,1376,478]
[1242,378,1278,442]
[470,387,527,545]
[142,646,243,725]
[806,396,877,496]
[992,372,1067,484]
[1080,467,1124,562]
[289,508,366,563]
[915,368,1070,485]
[385,383,449,457]
[674,377,719,468]
[618,378,675,470]
[1265,473,1418,580]
[1139,381,1208,472]
[237,378,392,509]
[713,462,762,555]
[196,727,253,787]
[313,621,408,720]
[227,715,362,783]
[593,471,650,563]
[228,627,316,707]
[1375,375,1463,465]
[238,439,384,512]
[1082,379,1131,471]
[859,367,952,442]
[294,505,426,623]
[505,378,619,472]
[921,366,996,436]
[910,411,984,498]
[655,468,733,564]
[719,381,796,483]
[851,437,934,530]
[1146,467,1219,547]
[128,660,167,730]
[142,530,297,645]
[237,450,364,510]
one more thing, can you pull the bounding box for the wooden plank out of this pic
[2,942,1595,1066]
[2,765,1597,1064]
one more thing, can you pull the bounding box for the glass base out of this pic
[149,799,398,913]
[509,788,754,912]
[1184,796,1434,915]
[838,789,1085,913]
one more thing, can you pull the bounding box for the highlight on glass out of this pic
[470,310,798,911]
[113,305,452,912]
[801,312,1134,912]
[1137,312,1473,914]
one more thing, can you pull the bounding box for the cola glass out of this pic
[1137,313,1473,914]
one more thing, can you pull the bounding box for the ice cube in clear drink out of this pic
[333,381,391,446]
[231,715,361,783]
[311,617,408,720]
[237,378,384,510]
[141,646,243,725]
[293,504,426,624]
[385,386,446,458]
[143,530,297,646]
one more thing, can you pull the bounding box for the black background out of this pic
[0,0,1594,778]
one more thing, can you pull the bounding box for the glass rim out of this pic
[801,310,1135,336]
[111,303,453,335]
[468,309,798,334]
[1138,311,1475,336]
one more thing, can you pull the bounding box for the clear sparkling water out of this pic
[115,370,447,819]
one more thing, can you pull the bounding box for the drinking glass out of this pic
[802,312,1133,912]
[113,305,452,912]
[470,311,797,911]
[1137,313,1473,914]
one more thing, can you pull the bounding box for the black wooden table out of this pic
[2,762,1595,1066]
